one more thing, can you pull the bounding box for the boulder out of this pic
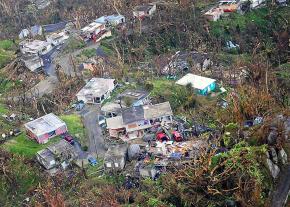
[267,158,280,179]
[284,118,290,141]
[278,148,288,165]
[270,147,278,164]
[267,128,278,145]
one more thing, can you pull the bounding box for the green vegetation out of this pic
[79,48,96,58]
[0,151,41,206]
[3,134,61,158]
[276,63,290,79]
[0,40,14,50]
[100,40,114,56]
[149,78,199,112]
[60,114,86,145]
[0,39,16,68]
[0,78,22,94]
[210,8,269,38]
[0,103,8,114]
[64,37,86,53]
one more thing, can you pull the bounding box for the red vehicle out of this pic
[172,131,182,142]
[62,133,74,145]
[156,132,169,142]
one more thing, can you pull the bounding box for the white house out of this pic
[176,73,217,95]
[76,78,117,104]
[19,40,53,55]
[133,3,157,19]
[46,31,69,46]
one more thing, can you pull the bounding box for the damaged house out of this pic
[76,78,117,104]
[204,8,224,21]
[46,31,69,46]
[19,40,53,55]
[162,51,212,75]
[101,89,150,117]
[24,113,67,144]
[21,54,44,72]
[104,144,128,171]
[133,3,157,19]
[106,102,173,142]
[36,139,78,171]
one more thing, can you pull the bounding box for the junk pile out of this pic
[104,131,209,180]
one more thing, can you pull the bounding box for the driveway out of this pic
[80,105,106,158]
[41,45,63,77]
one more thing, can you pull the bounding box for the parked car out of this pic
[62,133,74,145]
[98,115,106,128]
[156,132,169,142]
[172,131,183,142]
[88,157,97,166]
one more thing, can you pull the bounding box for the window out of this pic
[95,97,101,103]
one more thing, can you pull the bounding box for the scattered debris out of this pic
[133,3,157,19]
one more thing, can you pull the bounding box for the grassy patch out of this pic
[0,40,14,50]
[149,79,175,97]
[100,40,114,56]
[0,39,16,68]
[0,103,8,114]
[210,8,269,38]
[149,78,199,112]
[64,37,86,53]
[3,134,61,158]
[79,48,96,58]
[60,114,86,145]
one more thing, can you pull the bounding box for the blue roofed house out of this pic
[31,25,43,37]
[176,73,216,95]
[95,14,125,26]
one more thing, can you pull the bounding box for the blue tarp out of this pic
[31,25,42,37]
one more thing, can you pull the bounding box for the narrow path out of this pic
[56,42,100,77]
